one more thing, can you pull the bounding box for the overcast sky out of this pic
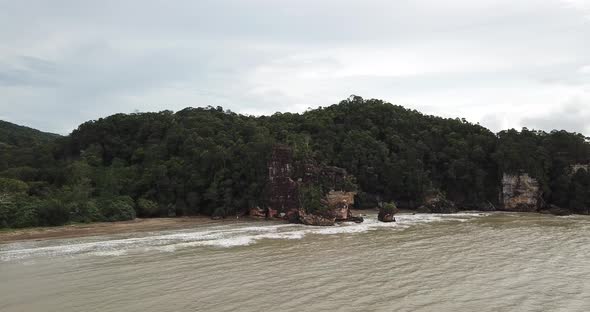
[0,0,589,135]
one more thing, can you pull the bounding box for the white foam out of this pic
[0,212,488,260]
[91,250,128,257]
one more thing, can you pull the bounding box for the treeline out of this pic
[495,128,590,214]
[1,96,589,228]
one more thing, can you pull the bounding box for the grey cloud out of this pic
[0,56,58,87]
[0,0,589,135]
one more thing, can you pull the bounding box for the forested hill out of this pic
[0,120,60,174]
[0,120,60,148]
[1,96,589,228]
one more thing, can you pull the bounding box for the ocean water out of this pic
[1,212,589,312]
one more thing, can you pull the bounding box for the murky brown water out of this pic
[1,212,590,312]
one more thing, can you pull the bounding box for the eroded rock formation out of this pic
[249,207,266,218]
[266,145,300,219]
[263,145,363,225]
[377,212,395,222]
[500,173,541,212]
[326,191,356,220]
[298,208,336,226]
[417,192,458,214]
[377,210,397,222]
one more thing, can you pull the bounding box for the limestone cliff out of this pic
[500,173,542,212]
[263,145,362,225]
[325,191,356,220]
[266,145,299,219]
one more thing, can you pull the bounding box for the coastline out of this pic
[0,209,374,244]
[0,216,265,244]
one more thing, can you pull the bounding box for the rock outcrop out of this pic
[326,191,356,221]
[298,208,336,226]
[249,207,267,218]
[417,192,458,213]
[266,145,300,219]
[298,191,363,225]
[378,202,399,222]
[378,211,396,222]
[265,145,363,225]
[500,173,541,212]
[268,208,279,219]
[248,206,280,219]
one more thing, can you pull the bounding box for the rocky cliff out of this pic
[263,145,362,225]
[266,145,300,219]
[325,191,356,220]
[500,173,542,212]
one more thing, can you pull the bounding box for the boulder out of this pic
[378,202,399,222]
[378,211,396,222]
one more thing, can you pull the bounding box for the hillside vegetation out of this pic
[1,96,589,228]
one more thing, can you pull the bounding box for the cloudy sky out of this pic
[1,0,589,135]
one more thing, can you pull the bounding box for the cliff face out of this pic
[266,145,299,219]
[500,173,541,212]
[325,191,356,220]
[264,145,360,225]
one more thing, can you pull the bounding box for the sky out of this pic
[0,0,589,135]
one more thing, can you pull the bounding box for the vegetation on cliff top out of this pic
[1,96,590,228]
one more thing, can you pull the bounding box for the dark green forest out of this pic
[1,96,589,228]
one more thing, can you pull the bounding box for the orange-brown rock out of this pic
[325,191,356,221]
[500,173,541,212]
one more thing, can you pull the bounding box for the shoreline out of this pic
[0,209,375,244]
[0,216,268,244]
[6,209,574,244]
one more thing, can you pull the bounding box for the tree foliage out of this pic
[1,97,589,228]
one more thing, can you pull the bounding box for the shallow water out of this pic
[1,212,590,312]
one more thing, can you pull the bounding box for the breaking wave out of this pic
[0,213,488,261]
